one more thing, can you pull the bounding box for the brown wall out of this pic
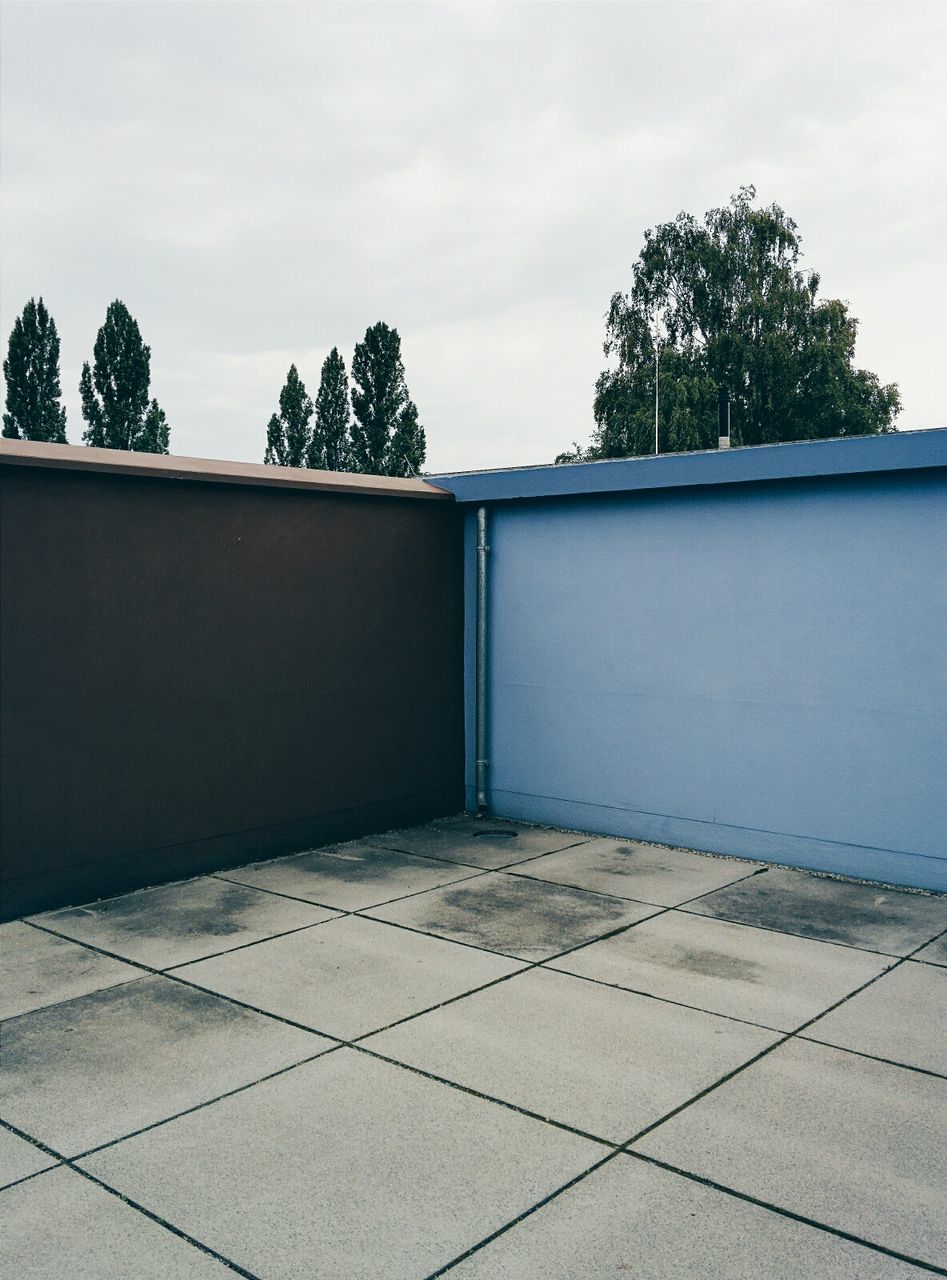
[1,448,464,919]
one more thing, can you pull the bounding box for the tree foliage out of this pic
[3,298,68,442]
[261,325,426,475]
[141,400,170,454]
[562,188,900,461]
[308,347,351,471]
[389,398,426,478]
[264,364,313,467]
[350,322,425,476]
[80,300,170,453]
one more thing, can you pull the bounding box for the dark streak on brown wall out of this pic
[1,457,464,919]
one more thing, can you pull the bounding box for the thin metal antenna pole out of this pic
[654,346,659,455]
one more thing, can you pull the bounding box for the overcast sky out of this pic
[2,1,944,472]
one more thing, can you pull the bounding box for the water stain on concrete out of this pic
[693,868,947,952]
[411,876,642,957]
[47,880,266,944]
[0,977,256,1082]
[649,944,762,982]
[370,819,583,868]
[605,845,679,876]
[260,845,434,884]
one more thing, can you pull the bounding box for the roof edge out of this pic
[433,429,947,503]
[0,439,453,500]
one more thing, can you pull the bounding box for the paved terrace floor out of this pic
[1,816,945,1279]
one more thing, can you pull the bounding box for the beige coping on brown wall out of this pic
[0,438,454,500]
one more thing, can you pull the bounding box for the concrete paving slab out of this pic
[0,922,141,1020]
[633,1037,947,1267]
[219,840,482,909]
[29,875,337,970]
[804,960,947,1074]
[79,1048,604,1280]
[0,1166,235,1279]
[516,838,763,906]
[367,872,657,960]
[368,815,588,868]
[176,914,524,1039]
[688,867,947,954]
[364,967,776,1141]
[549,910,892,1030]
[913,932,947,967]
[447,1153,932,1280]
[0,975,328,1155]
[0,1126,57,1188]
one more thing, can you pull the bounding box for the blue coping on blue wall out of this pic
[452,447,947,892]
[435,428,947,505]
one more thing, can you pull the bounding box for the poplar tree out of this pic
[389,397,425,478]
[263,364,313,467]
[308,347,351,471]
[141,401,170,454]
[350,322,426,476]
[80,300,170,453]
[3,298,68,442]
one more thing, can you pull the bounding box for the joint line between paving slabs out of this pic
[0,1118,260,1279]
[0,1118,63,1194]
[351,908,533,960]
[422,1148,627,1279]
[10,920,939,1184]
[18,886,943,1079]
[670,882,947,961]
[17,917,353,1042]
[501,856,767,912]
[551,963,942,1080]
[624,1152,947,1277]
[351,1043,619,1149]
[425,1020,947,1280]
[344,898,692,1043]
[27,855,495,986]
[369,832,594,876]
[618,929,941,1154]
[535,964,793,1036]
[7,882,944,1276]
[672,902,910,959]
[19,919,157,977]
[426,1139,947,1280]
[518,859,789,972]
[209,864,493,914]
[19,860,500,1001]
[69,1045,348,1163]
[0,1164,61,1195]
[24,898,352,976]
[792,1037,947,1080]
[156,914,344,966]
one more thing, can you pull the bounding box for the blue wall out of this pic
[443,436,947,891]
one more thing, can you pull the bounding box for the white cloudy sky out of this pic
[1,1,944,472]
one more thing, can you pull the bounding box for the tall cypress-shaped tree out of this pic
[263,364,313,467]
[80,300,170,453]
[141,401,170,454]
[389,397,425,477]
[350,322,425,476]
[3,298,68,441]
[308,347,351,471]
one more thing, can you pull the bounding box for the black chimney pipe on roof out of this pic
[718,386,731,449]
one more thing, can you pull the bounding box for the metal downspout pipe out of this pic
[475,505,489,815]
